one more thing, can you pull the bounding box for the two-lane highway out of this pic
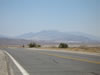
[3,48,100,75]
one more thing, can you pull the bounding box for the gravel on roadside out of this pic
[0,50,8,75]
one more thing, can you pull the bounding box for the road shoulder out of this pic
[0,50,9,75]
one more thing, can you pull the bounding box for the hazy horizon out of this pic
[0,0,100,37]
[0,30,100,39]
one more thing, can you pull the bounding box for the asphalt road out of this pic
[3,48,100,75]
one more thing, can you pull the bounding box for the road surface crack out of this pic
[52,59,59,64]
[91,72,100,75]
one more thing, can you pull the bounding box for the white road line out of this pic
[4,51,30,75]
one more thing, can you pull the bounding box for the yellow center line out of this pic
[40,52,100,64]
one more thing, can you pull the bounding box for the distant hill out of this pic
[0,30,100,47]
[17,30,100,44]
[0,34,6,38]
[0,38,31,46]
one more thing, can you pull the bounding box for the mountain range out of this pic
[17,30,100,43]
[0,30,100,46]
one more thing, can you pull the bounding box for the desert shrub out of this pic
[37,45,41,47]
[58,43,68,48]
[28,43,36,48]
[28,42,41,48]
[22,44,25,48]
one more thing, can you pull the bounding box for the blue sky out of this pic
[0,0,100,37]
